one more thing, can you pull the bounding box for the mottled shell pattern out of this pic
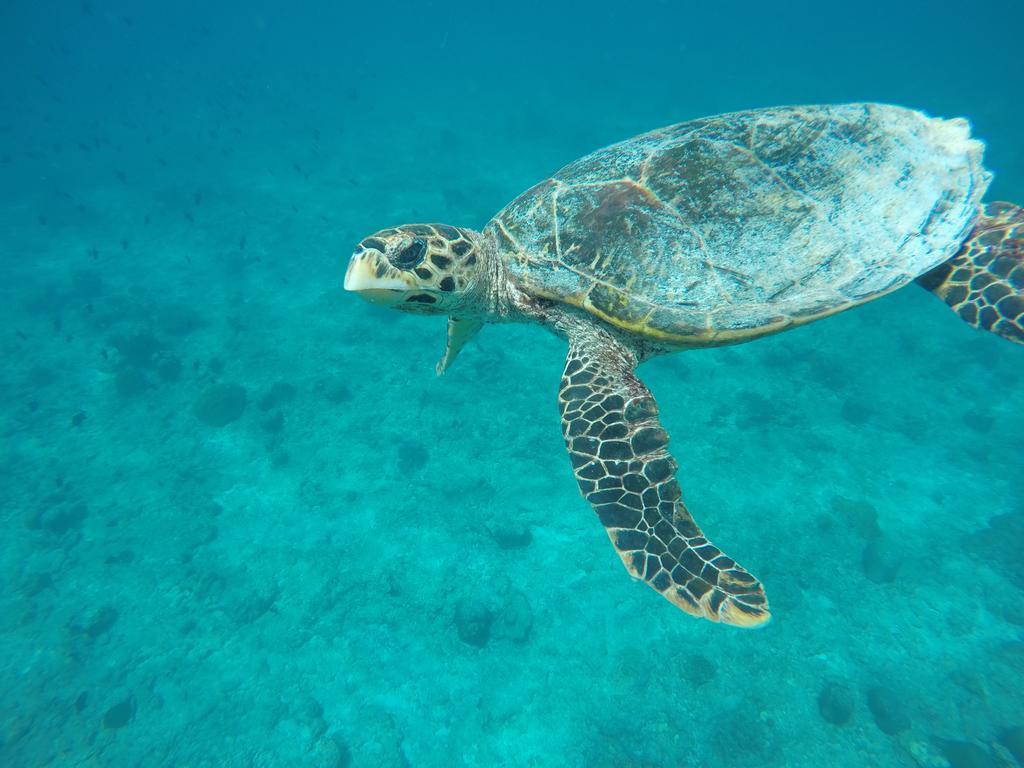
[485,104,990,345]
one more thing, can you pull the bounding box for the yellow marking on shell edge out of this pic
[531,236,917,347]
[551,286,859,347]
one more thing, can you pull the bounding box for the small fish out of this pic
[71,410,86,427]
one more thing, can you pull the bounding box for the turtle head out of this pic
[344,224,485,314]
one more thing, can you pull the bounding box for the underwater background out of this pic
[1,0,1023,766]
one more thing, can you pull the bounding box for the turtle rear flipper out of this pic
[558,328,769,627]
[918,201,1024,344]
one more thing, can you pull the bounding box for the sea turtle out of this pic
[344,103,1023,627]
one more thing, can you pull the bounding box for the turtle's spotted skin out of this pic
[351,224,482,311]
[918,202,1024,343]
[488,104,987,345]
[345,103,1024,628]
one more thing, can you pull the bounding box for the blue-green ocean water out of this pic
[2,1,1023,766]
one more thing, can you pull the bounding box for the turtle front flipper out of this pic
[917,202,1024,344]
[437,316,483,375]
[559,335,770,627]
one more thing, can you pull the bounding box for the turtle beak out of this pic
[344,250,415,307]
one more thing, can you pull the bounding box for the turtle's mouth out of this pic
[344,251,416,307]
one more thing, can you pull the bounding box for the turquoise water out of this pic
[2,1,1023,766]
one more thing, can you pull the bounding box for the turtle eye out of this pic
[390,238,427,269]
